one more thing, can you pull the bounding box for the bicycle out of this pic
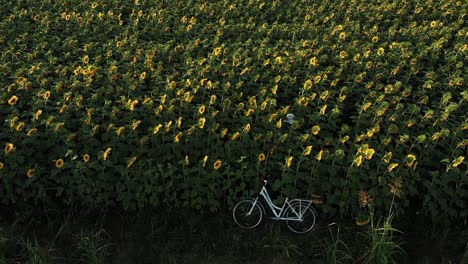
[232,178,318,233]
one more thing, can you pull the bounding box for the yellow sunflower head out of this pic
[213,160,222,170]
[5,143,15,154]
[8,95,19,105]
[27,169,35,178]
[55,159,64,169]
[258,153,266,162]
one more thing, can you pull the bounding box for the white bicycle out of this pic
[232,179,318,233]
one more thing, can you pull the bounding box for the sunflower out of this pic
[365,148,375,160]
[276,119,282,128]
[54,123,64,132]
[214,47,222,56]
[314,75,321,84]
[311,194,322,204]
[213,160,222,170]
[339,32,346,40]
[387,163,399,172]
[43,91,51,100]
[198,117,206,129]
[9,117,19,128]
[8,95,18,105]
[383,152,392,163]
[15,122,25,131]
[27,128,38,136]
[406,154,417,168]
[339,50,348,59]
[55,159,64,168]
[127,156,137,168]
[362,102,372,111]
[300,134,310,142]
[231,132,240,141]
[197,105,206,115]
[451,156,465,168]
[279,133,288,143]
[91,2,98,8]
[27,169,35,178]
[83,154,90,162]
[320,90,330,101]
[271,85,278,95]
[303,145,312,156]
[316,150,324,161]
[243,123,251,133]
[258,153,266,161]
[103,148,112,160]
[377,47,385,56]
[245,108,255,116]
[174,132,183,143]
[220,128,228,138]
[356,217,370,226]
[237,102,245,112]
[311,125,321,135]
[132,120,142,130]
[165,120,172,132]
[202,155,208,167]
[303,79,313,90]
[353,155,363,167]
[153,124,163,134]
[60,105,69,113]
[340,135,350,144]
[0,162,4,170]
[4,143,15,154]
[285,156,293,167]
[209,95,217,105]
[115,126,125,136]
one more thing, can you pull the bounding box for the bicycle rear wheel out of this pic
[232,199,263,229]
[285,202,317,233]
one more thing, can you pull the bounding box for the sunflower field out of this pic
[0,0,466,225]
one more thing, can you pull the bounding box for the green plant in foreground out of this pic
[76,228,112,264]
[19,238,51,264]
[0,228,8,263]
[262,224,302,258]
[361,207,405,264]
[318,223,354,264]
[461,243,468,264]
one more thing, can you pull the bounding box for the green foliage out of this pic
[19,238,51,264]
[361,210,405,264]
[318,223,354,264]
[0,0,467,223]
[262,225,303,258]
[76,228,112,264]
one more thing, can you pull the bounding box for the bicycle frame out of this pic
[249,186,304,221]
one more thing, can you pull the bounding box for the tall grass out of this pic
[76,228,112,264]
[360,197,405,264]
[318,223,354,264]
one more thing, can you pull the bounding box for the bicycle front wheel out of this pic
[285,202,317,233]
[232,200,263,229]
